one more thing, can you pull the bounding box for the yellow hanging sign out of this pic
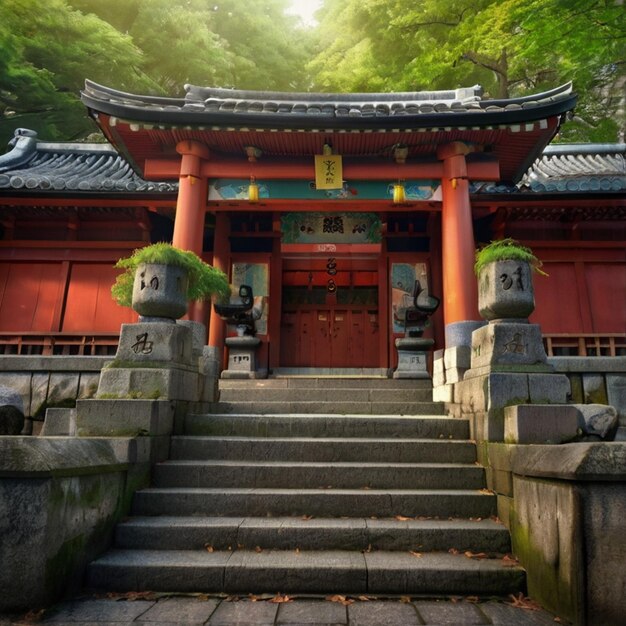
[314,154,343,190]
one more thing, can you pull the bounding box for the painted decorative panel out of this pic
[281,213,382,244]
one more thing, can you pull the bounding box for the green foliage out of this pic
[111,243,230,308]
[474,238,545,276]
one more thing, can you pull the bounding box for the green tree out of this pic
[308,0,626,142]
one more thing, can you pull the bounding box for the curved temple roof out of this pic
[0,128,177,193]
[81,80,576,131]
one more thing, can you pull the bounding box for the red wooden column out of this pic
[437,143,480,337]
[173,140,210,322]
[207,212,230,353]
[172,140,210,252]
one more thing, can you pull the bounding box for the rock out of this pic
[574,404,619,440]
[0,385,25,435]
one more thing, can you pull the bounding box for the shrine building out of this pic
[0,81,624,371]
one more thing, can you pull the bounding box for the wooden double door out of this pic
[280,258,380,368]
[281,305,379,368]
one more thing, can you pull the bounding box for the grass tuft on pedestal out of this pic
[111,242,230,308]
[474,238,547,276]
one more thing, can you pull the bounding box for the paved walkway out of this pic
[1,594,569,625]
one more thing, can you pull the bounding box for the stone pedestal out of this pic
[393,337,434,379]
[222,336,265,379]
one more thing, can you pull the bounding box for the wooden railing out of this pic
[0,332,119,356]
[543,334,626,357]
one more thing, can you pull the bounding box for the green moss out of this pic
[33,398,76,420]
[474,238,546,276]
[510,508,581,623]
[111,242,230,308]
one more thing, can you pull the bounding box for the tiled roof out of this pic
[472,144,626,193]
[81,80,576,130]
[521,143,626,192]
[0,128,177,193]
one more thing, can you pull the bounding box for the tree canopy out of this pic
[0,0,623,146]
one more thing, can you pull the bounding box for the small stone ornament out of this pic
[131,262,189,320]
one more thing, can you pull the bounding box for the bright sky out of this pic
[285,0,323,26]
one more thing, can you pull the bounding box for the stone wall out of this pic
[434,354,626,438]
[478,442,626,626]
[0,436,154,611]
[0,357,109,434]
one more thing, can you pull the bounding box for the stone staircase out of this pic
[86,378,525,596]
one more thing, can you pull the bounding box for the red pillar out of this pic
[172,140,210,322]
[437,143,480,327]
[172,140,210,252]
[207,212,230,352]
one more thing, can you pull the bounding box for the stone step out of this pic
[184,414,468,439]
[86,549,525,596]
[169,436,477,463]
[115,516,511,553]
[132,488,497,519]
[220,377,430,390]
[208,400,445,415]
[152,461,486,490]
[218,387,434,403]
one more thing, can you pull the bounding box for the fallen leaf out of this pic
[196,594,210,602]
[449,596,461,604]
[237,543,245,549]
[479,488,494,495]
[416,516,432,521]
[361,486,371,490]
[248,594,261,602]
[395,515,411,521]
[370,516,378,520]
[269,594,292,604]
[448,548,460,555]
[465,596,480,603]
[227,545,232,551]
[363,543,372,553]
[295,548,300,555]
[357,595,372,601]
[469,517,483,522]
[326,594,354,605]
[507,592,541,611]
[409,551,422,558]
[225,595,239,602]
[502,554,519,566]
[255,546,263,553]
[204,543,214,553]
[400,596,412,603]
[464,551,488,559]
[302,515,313,521]
[21,609,45,622]
[490,515,502,523]
[122,591,156,601]
[554,618,563,623]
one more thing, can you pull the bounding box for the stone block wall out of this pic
[0,436,153,611]
[0,357,109,434]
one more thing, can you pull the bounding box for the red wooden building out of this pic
[0,81,624,369]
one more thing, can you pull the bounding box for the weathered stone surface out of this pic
[349,601,420,626]
[47,373,80,407]
[504,405,579,444]
[527,373,570,404]
[444,367,466,384]
[444,345,472,370]
[445,320,486,349]
[116,322,193,365]
[77,372,100,399]
[46,599,156,623]
[582,374,608,404]
[31,372,50,418]
[573,403,619,439]
[137,597,219,623]
[433,384,454,403]
[607,374,626,425]
[511,476,584,623]
[75,399,175,437]
[478,260,535,321]
[471,322,548,369]
[177,320,207,357]
[0,374,31,414]
[97,365,200,402]
[40,408,76,436]
[208,598,276,625]
[393,339,432,379]
[413,600,487,625]
[0,384,25,435]
[276,599,347,624]
[132,262,188,319]
[511,442,626,481]
[581,483,626,626]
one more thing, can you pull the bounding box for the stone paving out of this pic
[0,594,569,625]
